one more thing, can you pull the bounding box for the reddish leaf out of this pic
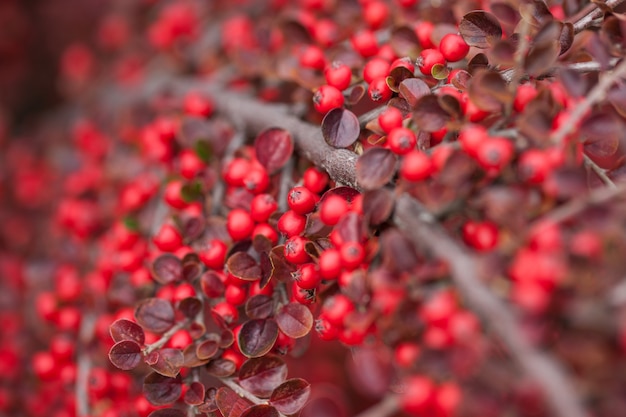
[275,303,313,339]
[135,298,176,334]
[399,78,430,109]
[319,187,360,205]
[525,40,560,77]
[334,211,366,244]
[581,112,621,159]
[459,11,503,48]
[390,26,420,56]
[241,405,280,417]
[216,386,254,417]
[182,344,209,368]
[255,128,293,174]
[108,340,142,370]
[178,297,202,319]
[196,338,220,360]
[148,409,185,417]
[182,253,202,281]
[239,355,288,399]
[151,254,182,285]
[145,351,159,366]
[413,95,450,132]
[207,358,237,377]
[201,271,226,298]
[270,378,311,415]
[143,372,182,406]
[559,22,574,55]
[321,108,360,149]
[362,188,395,225]
[184,381,206,406]
[387,65,414,93]
[109,319,145,345]
[348,346,393,397]
[270,247,297,282]
[252,234,273,255]
[356,148,397,190]
[467,70,511,112]
[259,251,273,289]
[519,0,553,27]
[608,83,626,118]
[381,229,419,273]
[228,252,262,281]
[239,319,279,358]
[245,295,275,319]
[151,348,184,378]
[345,84,366,106]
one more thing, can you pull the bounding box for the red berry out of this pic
[292,286,316,305]
[313,85,344,114]
[199,239,227,269]
[227,209,255,241]
[320,195,349,226]
[462,220,499,251]
[458,124,487,158]
[518,149,552,184]
[284,236,311,264]
[303,167,329,193]
[514,83,538,112]
[225,284,248,305]
[315,315,339,340]
[363,57,390,84]
[394,342,421,368]
[324,62,352,91]
[223,158,251,187]
[400,150,434,182]
[414,21,435,49]
[318,248,342,279]
[164,180,189,209]
[277,210,307,237]
[439,34,469,62]
[288,186,317,215]
[351,30,379,57]
[378,106,403,134]
[251,194,278,223]
[400,376,436,416]
[299,44,327,70]
[212,301,238,323]
[294,263,321,289]
[183,92,214,117]
[363,1,389,29]
[153,224,183,252]
[340,242,365,270]
[418,48,446,76]
[387,127,417,155]
[178,149,205,179]
[368,76,393,102]
[323,294,354,326]
[243,167,270,194]
[475,137,515,173]
[252,223,279,245]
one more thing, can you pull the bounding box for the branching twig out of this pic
[584,154,617,189]
[570,0,626,34]
[550,58,626,145]
[219,378,288,417]
[143,320,189,355]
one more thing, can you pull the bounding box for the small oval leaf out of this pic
[270,378,311,415]
[399,78,430,109]
[196,339,220,360]
[239,355,288,398]
[135,298,176,334]
[356,148,397,190]
[207,358,237,377]
[151,254,182,285]
[275,303,313,339]
[255,128,294,174]
[184,381,206,406]
[109,340,142,370]
[322,108,360,149]
[228,252,262,281]
[239,319,279,358]
[216,386,254,417]
[413,95,450,132]
[459,11,503,48]
[143,372,182,406]
[151,348,184,378]
[148,409,186,417]
[245,294,275,319]
[241,405,280,417]
[110,319,145,345]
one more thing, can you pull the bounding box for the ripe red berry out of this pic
[288,186,317,215]
[439,33,469,62]
[400,150,434,182]
[414,21,435,49]
[475,137,515,173]
[378,106,403,134]
[251,194,278,223]
[227,209,255,241]
[225,284,248,305]
[368,76,393,102]
[324,62,352,91]
[518,149,552,184]
[363,1,389,29]
[292,286,316,305]
[294,263,321,289]
[363,57,390,84]
[394,342,421,368]
[400,376,436,416]
[417,48,446,76]
[514,83,538,112]
[284,236,311,264]
[318,248,342,279]
[303,166,329,193]
[243,167,270,194]
[223,158,251,187]
[351,29,379,57]
[339,242,365,270]
[320,194,349,226]
[252,223,279,245]
[434,382,462,417]
[153,224,183,252]
[212,301,239,323]
[199,239,227,269]
[164,180,189,209]
[387,127,417,155]
[277,210,307,237]
[462,220,499,251]
[458,124,487,158]
[183,92,214,117]
[313,85,345,114]
[178,149,205,179]
[323,294,354,326]
[315,315,339,340]
[299,44,327,70]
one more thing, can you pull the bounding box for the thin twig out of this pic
[143,320,189,355]
[76,313,97,417]
[570,0,626,34]
[219,378,288,417]
[507,18,531,115]
[550,58,626,145]
[584,154,617,189]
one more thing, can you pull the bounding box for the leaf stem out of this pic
[584,154,617,189]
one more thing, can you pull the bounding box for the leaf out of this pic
[467,69,511,112]
[362,188,395,225]
[348,346,393,397]
[559,22,574,55]
[110,319,145,345]
[319,187,361,205]
[182,253,202,281]
[239,319,279,358]
[381,229,419,273]
[216,387,254,417]
[345,84,365,106]
[135,298,176,333]
[143,372,182,406]
[201,271,226,298]
[239,355,288,398]
[608,83,626,118]
[390,26,420,57]
[245,295,275,319]
[459,11,503,48]
[321,108,360,149]
[356,148,397,190]
[241,405,280,417]
[228,252,262,281]
[151,254,182,285]
[334,211,366,243]
[151,348,184,378]
[275,303,313,339]
[519,0,553,27]
[525,41,560,77]
[184,381,206,405]
[207,358,237,377]
[177,297,202,319]
[255,128,294,174]
[108,340,142,370]
[148,409,186,417]
[270,378,311,415]
[196,338,220,360]
[413,95,450,132]
[387,64,414,93]
[398,78,430,109]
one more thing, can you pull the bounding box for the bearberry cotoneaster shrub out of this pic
[3,1,626,417]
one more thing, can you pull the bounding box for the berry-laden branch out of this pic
[148,81,588,417]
